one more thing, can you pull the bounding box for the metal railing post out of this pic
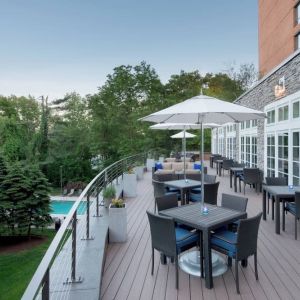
[71,210,77,281]
[94,186,102,217]
[82,193,94,240]
[42,268,49,300]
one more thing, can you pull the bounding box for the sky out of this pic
[0,0,258,100]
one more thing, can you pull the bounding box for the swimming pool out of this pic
[50,201,87,215]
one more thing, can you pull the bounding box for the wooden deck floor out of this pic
[101,165,300,300]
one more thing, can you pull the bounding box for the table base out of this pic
[179,250,228,277]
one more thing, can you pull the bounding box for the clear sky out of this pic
[0,0,258,100]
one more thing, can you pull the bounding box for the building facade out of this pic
[259,0,300,76]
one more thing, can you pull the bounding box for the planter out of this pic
[103,197,112,208]
[123,173,137,197]
[146,158,155,171]
[109,204,127,242]
[134,166,144,180]
[159,156,165,162]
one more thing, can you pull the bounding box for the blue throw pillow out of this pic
[194,163,201,171]
[155,162,163,170]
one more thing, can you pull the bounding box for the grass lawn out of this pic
[0,229,56,300]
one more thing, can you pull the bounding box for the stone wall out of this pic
[234,52,300,169]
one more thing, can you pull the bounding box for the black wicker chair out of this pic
[156,194,178,212]
[211,212,262,293]
[239,168,262,195]
[265,177,288,220]
[282,191,300,239]
[221,193,248,213]
[222,159,234,176]
[190,182,219,205]
[147,211,199,289]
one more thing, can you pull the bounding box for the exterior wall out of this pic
[259,0,300,75]
[235,52,300,172]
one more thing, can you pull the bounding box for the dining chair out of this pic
[265,177,287,220]
[282,191,300,239]
[211,212,262,294]
[147,211,199,289]
[222,159,234,176]
[239,168,262,194]
[189,182,220,205]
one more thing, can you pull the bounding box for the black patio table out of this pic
[160,203,247,289]
[262,185,299,234]
[164,179,202,205]
[230,167,244,192]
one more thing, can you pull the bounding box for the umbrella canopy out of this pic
[171,131,196,139]
[141,94,266,213]
[150,123,220,130]
[140,95,266,124]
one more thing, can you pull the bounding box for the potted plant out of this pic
[123,166,137,197]
[102,185,116,208]
[109,198,127,242]
[133,161,145,180]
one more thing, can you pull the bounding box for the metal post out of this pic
[82,194,94,240]
[183,127,186,181]
[42,267,49,300]
[72,211,77,281]
[94,187,102,218]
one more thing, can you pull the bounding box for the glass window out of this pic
[278,105,289,121]
[245,120,251,128]
[241,137,245,163]
[267,135,275,177]
[296,33,300,50]
[293,132,300,185]
[297,3,300,25]
[267,110,275,124]
[278,133,289,179]
[252,119,257,127]
[251,136,257,167]
[241,122,245,130]
[293,101,300,118]
[246,136,251,166]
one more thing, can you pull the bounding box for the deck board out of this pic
[101,165,300,299]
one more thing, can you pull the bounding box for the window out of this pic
[241,137,245,163]
[251,136,257,167]
[267,110,275,124]
[245,120,251,128]
[218,137,224,155]
[295,32,300,50]
[293,132,300,185]
[267,135,275,177]
[245,136,251,166]
[241,122,245,130]
[278,105,289,121]
[278,133,289,179]
[252,119,257,127]
[226,137,236,159]
[297,3,300,25]
[293,101,300,118]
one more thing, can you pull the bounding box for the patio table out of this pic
[230,167,244,192]
[262,185,300,234]
[160,203,247,289]
[164,179,202,205]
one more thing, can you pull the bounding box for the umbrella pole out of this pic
[184,128,186,181]
[201,122,205,211]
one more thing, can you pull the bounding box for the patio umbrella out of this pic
[141,94,266,212]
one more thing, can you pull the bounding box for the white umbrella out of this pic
[171,131,196,139]
[141,94,266,212]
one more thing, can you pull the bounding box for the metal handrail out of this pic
[22,153,146,300]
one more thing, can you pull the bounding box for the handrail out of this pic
[22,153,146,300]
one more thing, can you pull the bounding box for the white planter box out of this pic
[109,204,127,242]
[123,173,137,197]
[159,156,165,162]
[134,166,144,180]
[146,158,155,171]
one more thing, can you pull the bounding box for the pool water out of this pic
[50,201,87,215]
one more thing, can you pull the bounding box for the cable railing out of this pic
[22,153,147,300]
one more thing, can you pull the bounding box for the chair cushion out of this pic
[186,169,200,174]
[194,163,202,171]
[167,187,180,193]
[211,230,237,257]
[286,202,296,215]
[155,169,174,175]
[187,162,195,169]
[175,227,198,250]
[172,162,184,171]
[191,187,201,193]
[162,162,172,170]
[165,158,176,162]
[189,192,202,202]
[155,162,163,170]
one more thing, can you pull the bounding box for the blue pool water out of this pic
[50,201,87,215]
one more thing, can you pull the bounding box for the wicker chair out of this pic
[147,211,199,289]
[239,168,262,194]
[222,159,234,176]
[211,212,262,293]
[282,191,300,239]
[265,177,287,220]
[190,182,220,205]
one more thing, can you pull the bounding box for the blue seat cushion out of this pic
[189,192,202,202]
[239,174,244,181]
[194,163,202,171]
[286,202,296,215]
[211,230,237,257]
[155,162,163,170]
[191,187,201,194]
[165,191,181,201]
[175,227,198,250]
[167,187,180,193]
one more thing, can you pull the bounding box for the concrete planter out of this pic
[103,197,112,208]
[146,158,155,171]
[109,204,127,242]
[159,156,165,162]
[123,173,137,197]
[134,166,144,180]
